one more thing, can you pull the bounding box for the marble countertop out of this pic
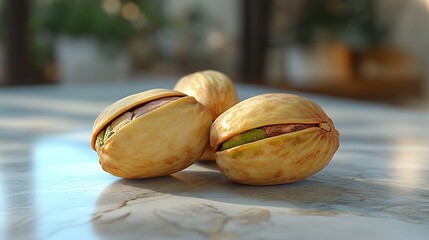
[1,79,428,240]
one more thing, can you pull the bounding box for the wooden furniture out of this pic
[240,1,424,102]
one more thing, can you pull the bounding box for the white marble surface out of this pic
[1,79,429,240]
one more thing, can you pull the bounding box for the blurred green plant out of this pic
[33,0,164,42]
[292,0,385,48]
[28,0,164,83]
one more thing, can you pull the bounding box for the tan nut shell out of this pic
[91,89,185,149]
[91,89,212,178]
[174,70,239,119]
[210,93,340,185]
[174,70,239,161]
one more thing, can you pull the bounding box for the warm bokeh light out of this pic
[207,30,227,50]
[132,12,149,30]
[392,138,426,185]
[1,0,427,109]
[121,2,140,22]
[102,0,121,15]
[44,63,58,82]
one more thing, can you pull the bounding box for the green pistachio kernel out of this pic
[104,125,114,143]
[220,129,267,151]
[95,129,106,151]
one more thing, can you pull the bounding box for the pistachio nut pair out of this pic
[174,70,239,160]
[210,93,340,185]
[90,89,212,178]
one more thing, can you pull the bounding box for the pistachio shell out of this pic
[174,70,239,161]
[199,147,216,161]
[91,89,212,178]
[211,93,329,150]
[91,89,185,150]
[211,93,339,185]
[174,70,239,119]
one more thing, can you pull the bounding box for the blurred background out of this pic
[1,0,428,108]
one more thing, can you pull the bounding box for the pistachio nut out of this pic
[174,70,239,160]
[91,89,212,178]
[210,93,340,185]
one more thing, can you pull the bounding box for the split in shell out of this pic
[90,89,212,179]
[210,93,340,185]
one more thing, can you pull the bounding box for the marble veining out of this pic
[1,80,429,240]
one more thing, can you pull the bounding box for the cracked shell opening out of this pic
[219,123,326,151]
[95,96,182,151]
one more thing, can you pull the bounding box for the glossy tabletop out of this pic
[1,79,428,240]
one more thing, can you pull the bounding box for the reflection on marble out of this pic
[1,81,429,240]
[90,163,429,240]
